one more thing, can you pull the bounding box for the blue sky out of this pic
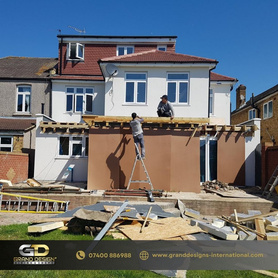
[1,0,278,111]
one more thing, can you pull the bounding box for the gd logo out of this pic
[19,244,49,257]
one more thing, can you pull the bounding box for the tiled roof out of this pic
[100,50,218,63]
[210,72,237,82]
[0,118,36,131]
[0,57,58,79]
[232,84,278,113]
[52,75,104,81]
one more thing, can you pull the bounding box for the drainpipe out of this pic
[250,93,260,118]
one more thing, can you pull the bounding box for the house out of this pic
[0,57,57,182]
[231,84,278,187]
[32,34,261,193]
[231,84,278,145]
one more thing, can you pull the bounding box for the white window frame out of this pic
[248,108,256,120]
[66,87,94,113]
[166,72,189,104]
[117,46,134,56]
[124,73,147,104]
[16,85,31,113]
[263,101,273,119]
[67,43,84,60]
[0,136,13,152]
[58,136,88,158]
[157,45,167,51]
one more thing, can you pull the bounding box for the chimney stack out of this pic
[236,84,246,109]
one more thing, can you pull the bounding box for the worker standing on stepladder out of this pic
[130,112,145,160]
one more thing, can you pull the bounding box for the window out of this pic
[167,73,189,104]
[67,43,84,60]
[66,87,94,113]
[248,109,256,120]
[157,45,167,51]
[17,86,31,113]
[125,73,147,103]
[263,101,273,119]
[59,136,88,157]
[0,136,13,152]
[209,89,214,115]
[117,46,134,56]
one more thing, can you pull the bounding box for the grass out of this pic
[0,224,277,277]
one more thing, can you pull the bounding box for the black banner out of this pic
[1,240,278,270]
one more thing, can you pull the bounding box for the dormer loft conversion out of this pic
[67,42,84,60]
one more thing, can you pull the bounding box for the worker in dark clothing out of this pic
[157,95,174,119]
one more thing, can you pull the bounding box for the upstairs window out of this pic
[263,101,273,119]
[67,43,84,60]
[167,73,189,104]
[157,45,167,51]
[125,73,147,104]
[248,109,256,120]
[0,136,13,152]
[117,46,134,56]
[17,86,31,113]
[59,136,88,157]
[66,87,94,113]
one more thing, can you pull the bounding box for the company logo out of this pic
[19,244,49,257]
[14,244,56,265]
[139,251,149,261]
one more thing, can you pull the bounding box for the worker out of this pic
[130,112,145,159]
[157,95,174,120]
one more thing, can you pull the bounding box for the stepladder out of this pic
[127,143,154,191]
[262,165,278,199]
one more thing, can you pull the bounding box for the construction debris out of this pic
[28,221,64,233]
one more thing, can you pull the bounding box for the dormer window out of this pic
[117,46,134,56]
[157,45,167,51]
[67,43,84,60]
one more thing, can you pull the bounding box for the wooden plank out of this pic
[266,225,278,232]
[253,270,278,278]
[118,217,203,240]
[266,232,278,240]
[255,218,266,240]
[238,210,278,223]
[28,221,64,233]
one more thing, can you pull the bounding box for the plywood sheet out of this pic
[117,217,203,240]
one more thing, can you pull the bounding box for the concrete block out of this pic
[193,220,238,240]
[211,218,225,228]
[248,210,262,216]
[222,226,237,234]
[238,231,256,240]
[265,216,278,226]
[266,225,278,232]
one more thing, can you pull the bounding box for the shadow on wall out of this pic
[106,135,131,189]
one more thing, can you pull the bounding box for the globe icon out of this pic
[139,251,149,261]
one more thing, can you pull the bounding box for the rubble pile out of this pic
[201,180,240,192]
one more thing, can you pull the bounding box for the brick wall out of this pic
[0,152,29,184]
[261,143,278,188]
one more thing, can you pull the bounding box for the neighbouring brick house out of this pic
[0,117,36,182]
[231,84,278,145]
[231,84,278,188]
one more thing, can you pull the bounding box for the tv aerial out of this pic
[106,64,118,77]
[68,25,86,34]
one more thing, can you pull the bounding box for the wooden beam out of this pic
[255,218,266,240]
[28,221,64,233]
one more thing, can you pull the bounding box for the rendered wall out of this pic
[87,127,246,192]
[217,131,245,186]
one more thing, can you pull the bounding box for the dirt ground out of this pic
[0,212,58,226]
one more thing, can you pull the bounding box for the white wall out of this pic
[52,81,105,122]
[210,82,232,125]
[34,115,88,182]
[104,65,210,118]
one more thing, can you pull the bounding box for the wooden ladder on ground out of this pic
[262,165,278,199]
[127,143,154,191]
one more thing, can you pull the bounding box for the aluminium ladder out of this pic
[127,143,154,190]
[0,192,69,213]
[262,165,278,199]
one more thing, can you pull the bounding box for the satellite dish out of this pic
[106,64,118,77]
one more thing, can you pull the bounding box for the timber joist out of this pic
[82,115,258,135]
[40,121,89,134]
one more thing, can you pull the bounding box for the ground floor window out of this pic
[0,136,13,152]
[200,136,217,182]
[59,136,88,157]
